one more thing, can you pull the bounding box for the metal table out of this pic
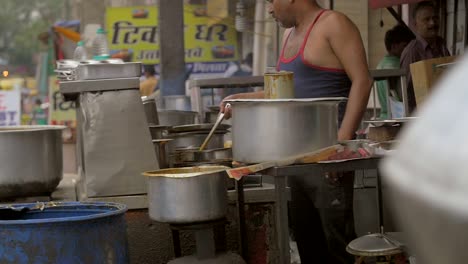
[260,157,382,264]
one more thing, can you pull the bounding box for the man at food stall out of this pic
[219,0,373,263]
[400,0,450,112]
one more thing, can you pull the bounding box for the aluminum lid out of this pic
[346,233,403,256]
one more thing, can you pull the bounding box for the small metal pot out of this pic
[143,166,228,223]
[158,110,199,126]
[149,125,171,140]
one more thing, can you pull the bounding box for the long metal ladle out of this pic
[199,103,231,151]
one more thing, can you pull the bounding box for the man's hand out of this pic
[218,91,265,119]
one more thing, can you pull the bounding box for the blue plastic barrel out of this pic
[0,202,129,264]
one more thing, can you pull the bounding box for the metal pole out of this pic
[377,170,385,232]
[236,178,248,260]
[275,176,290,264]
[159,0,186,96]
[400,75,409,117]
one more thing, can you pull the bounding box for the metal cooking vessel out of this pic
[0,126,65,198]
[143,166,228,223]
[167,131,225,151]
[171,148,232,163]
[226,98,346,163]
[142,97,159,125]
[158,110,199,126]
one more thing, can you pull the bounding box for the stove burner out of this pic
[168,218,245,264]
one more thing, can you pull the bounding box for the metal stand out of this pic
[168,219,246,264]
[264,158,382,264]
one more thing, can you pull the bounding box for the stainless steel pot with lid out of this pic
[226,98,346,163]
[0,125,65,198]
[143,166,228,223]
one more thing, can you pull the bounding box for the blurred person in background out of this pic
[139,65,158,96]
[377,24,415,119]
[400,0,450,112]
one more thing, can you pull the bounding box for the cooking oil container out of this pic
[264,71,295,99]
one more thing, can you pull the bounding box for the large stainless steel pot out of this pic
[0,126,65,198]
[158,110,199,126]
[143,166,228,223]
[168,131,225,151]
[226,98,346,163]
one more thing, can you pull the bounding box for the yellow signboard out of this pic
[106,5,238,64]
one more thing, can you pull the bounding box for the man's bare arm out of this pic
[326,12,373,140]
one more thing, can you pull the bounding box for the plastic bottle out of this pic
[73,41,88,61]
[92,28,110,60]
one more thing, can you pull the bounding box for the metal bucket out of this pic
[226,98,346,163]
[0,126,64,198]
[264,71,295,99]
[143,166,228,223]
[0,202,129,263]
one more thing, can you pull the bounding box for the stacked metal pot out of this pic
[143,98,233,169]
[142,98,232,224]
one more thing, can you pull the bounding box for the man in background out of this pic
[139,65,158,96]
[377,25,415,119]
[400,0,450,112]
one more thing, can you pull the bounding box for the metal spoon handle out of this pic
[199,104,230,151]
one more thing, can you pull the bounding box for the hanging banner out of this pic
[106,5,238,64]
[0,90,21,126]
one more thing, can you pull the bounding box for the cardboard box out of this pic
[410,56,456,106]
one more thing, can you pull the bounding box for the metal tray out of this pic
[75,62,141,80]
[169,124,231,133]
